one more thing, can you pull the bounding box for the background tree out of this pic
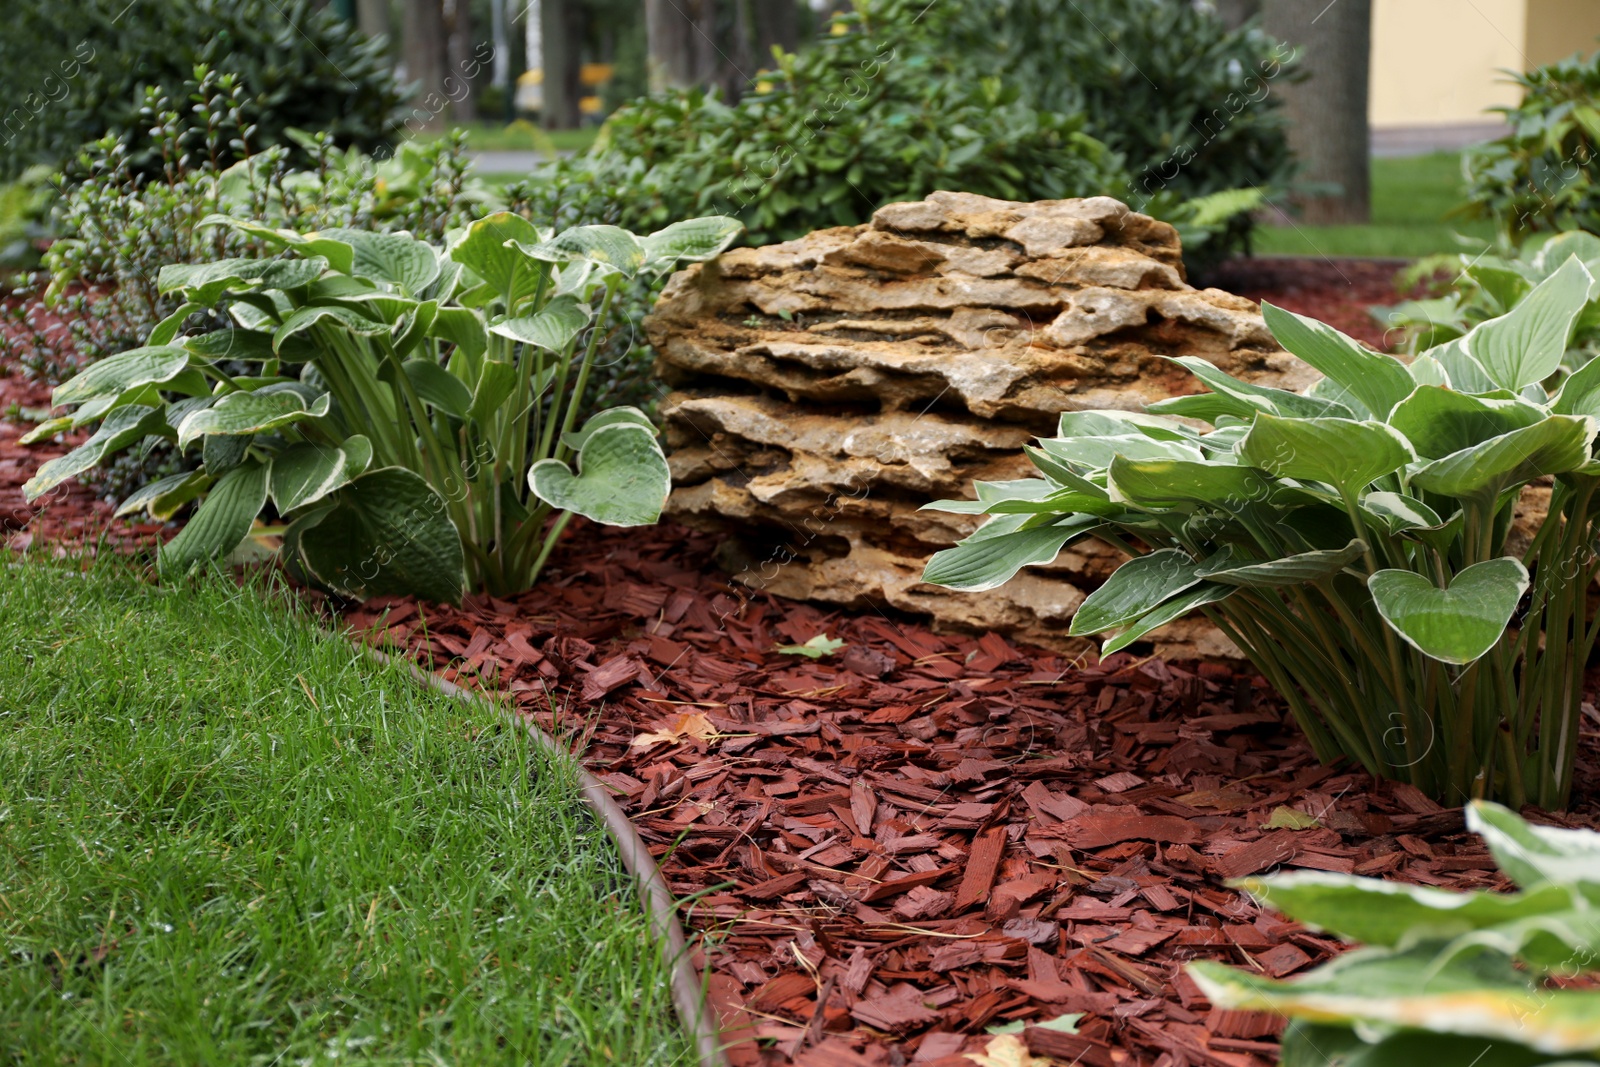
[1261,0,1372,223]
[403,0,449,128]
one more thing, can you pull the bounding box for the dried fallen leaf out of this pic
[988,1012,1081,1036]
[631,711,719,747]
[965,1033,1053,1067]
[776,633,846,659]
[1264,805,1321,830]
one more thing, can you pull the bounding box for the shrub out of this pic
[22,213,742,602]
[1192,802,1600,1064]
[546,1,1124,246]
[0,0,405,179]
[923,259,1600,808]
[0,166,54,270]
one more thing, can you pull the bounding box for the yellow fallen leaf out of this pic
[964,1033,1053,1067]
[631,712,719,748]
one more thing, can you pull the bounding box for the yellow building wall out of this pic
[1369,0,1528,127]
[1524,0,1600,69]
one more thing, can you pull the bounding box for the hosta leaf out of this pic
[398,358,472,418]
[23,405,167,500]
[1069,549,1205,637]
[1195,539,1366,586]
[1407,353,1450,387]
[114,470,202,519]
[1100,582,1233,655]
[1466,255,1592,391]
[176,390,328,450]
[53,345,192,406]
[449,211,547,305]
[921,517,1097,592]
[1552,347,1600,419]
[1368,558,1528,665]
[316,228,440,295]
[1056,410,1197,442]
[273,305,388,350]
[1109,456,1271,511]
[1036,433,1203,471]
[296,467,466,605]
[1261,301,1415,419]
[1158,356,1355,419]
[488,293,591,351]
[149,301,202,346]
[528,422,670,526]
[1239,415,1413,497]
[1359,492,1449,536]
[1429,336,1500,394]
[1189,946,1600,1056]
[428,306,489,361]
[1437,909,1600,972]
[1409,417,1594,504]
[199,214,355,273]
[524,225,647,277]
[182,328,277,364]
[202,432,250,475]
[157,256,327,304]
[1232,869,1578,947]
[1468,801,1600,896]
[270,438,368,513]
[641,216,744,267]
[467,360,519,422]
[158,461,269,575]
[1287,1027,1583,1067]
[1387,386,1546,459]
[17,416,73,445]
[559,406,657,452]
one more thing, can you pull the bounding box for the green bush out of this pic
[546,1,1124,246]
[22,213,742,602]
[1463,48,1600,242]
[0,0,405,179]
[1193,802,1600,1065]
[0,166,54,270]
[924,260,1600,809]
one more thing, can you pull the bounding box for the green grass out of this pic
[0,560,692,1066]
[421,121,600,155]
[1253,151,1501,258]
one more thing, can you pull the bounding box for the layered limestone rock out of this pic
[647,192,1315,657]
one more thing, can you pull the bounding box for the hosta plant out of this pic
[22,212,742,603]
[1191,802,1600,1065]
[924,256,1600,808]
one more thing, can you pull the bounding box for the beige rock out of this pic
[646,194,1318,657]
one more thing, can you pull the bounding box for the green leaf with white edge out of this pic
[1100,581,1233,655]
[1147,391,1257,423]
[23,405,166,500]
[203,432,249,476]
[1408,353,1450,387]
[53,345,192,407]
[985,487,1122,517]
[921,516,1098,592]
[399,358,471,419]
[641,216,744,267]
[560,406,657,453]
[488,293,591,351]
[1360,492,1447,535]
[269,439,364,513]
[1409,417,1595,504]
[273,305,389,351]
[182,328,278,364]
[17,415,73,445]
[295,467,466,605]
[177,390,329,450]
[1232,869,1579,947]
[1368,558,1528,665]
[1036,433,1203,471]
[113,470,200,519]
[448,211,547,305]
[467,360,519,423]
[1467,801,1600,897]
[428,306,488,361]
[1057,409,1197,442]
[1552,346,1600,419]
[1466,255,1593,391]
[921,479,1058,515]
[1388,386,1547,459]
[776,634,845,658]
[1188,946,1600,1056]
[1109,456,1271,511]
[1159,356,1356,419]
[313,228,439,295]
[1069,549,1206,637]
[149,302,201,346]
[528,423,670,527]
[1261,301,1416,419]
[198,214,355,273]
[157,257,327,305]
[1434,908,1600,973]
[1429,336,1500,395]
[1239,415,1414,497]
[158,461,269,575]
[1291,1027,1587,1067]
[1195,539,1367,586]
[523,225,647,277]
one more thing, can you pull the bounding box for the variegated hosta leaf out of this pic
[528,421,669,527]
[920,516,1098,591]
[487,293,591,352]
[640,216,744,268]
[447,211,546,305]
[158,461,270,575]
[176,390,330,450]
[52,345,198,407]
[1260,301,1416,420]
[269,437,372,514]
[1237,414,1414,498]
[23,405,168,501]
[1195,539,1367,586]
[1469,801,1600,897]
[1368,559,1528,666]
[1069,548,1207,637]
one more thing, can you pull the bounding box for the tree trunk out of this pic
[403,0,449,131]
[1212,0,1260,30]
[444,0,477,123]
[1261,0,1371,224]
[646,0,719,91]
[752,0,799,57]
[356,0,389,42]
[541,0,585,129]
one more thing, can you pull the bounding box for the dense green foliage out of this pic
[0,560,692,1065]
[0,166,53,270]
[0,0,405,179]
[1194,802,1600,1065]
[1463,47,1600,242]
[22,213,740,602]
[924,262,1600,808]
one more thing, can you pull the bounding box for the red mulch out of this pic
[7,274,1600,1067]
[1198,257,1419,352]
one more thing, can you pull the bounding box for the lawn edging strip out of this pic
[364,648,730,1067]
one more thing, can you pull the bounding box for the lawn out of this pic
[1252,151,1502,258]
[424,120,601,155]
[0,561,692,1066]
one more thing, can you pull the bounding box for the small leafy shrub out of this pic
[0,0,404,178]
[0,166,54,270]
[1462,47,1600,243]
[549,1,1124,246]
[23,213,742,603]
[1380,231,1600,366]
[1192,802,1600,1064]
[924,258,1600,808]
